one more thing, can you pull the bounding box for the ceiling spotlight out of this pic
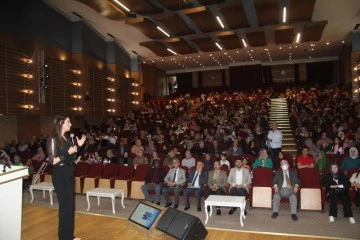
[216,16,225,29]
[157,26,170,37]
[215,42,223,50]
[242,39,248,48]
[282,7,287,23]
[113,0,130,12]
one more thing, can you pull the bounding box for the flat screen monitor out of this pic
[128,202,161,230]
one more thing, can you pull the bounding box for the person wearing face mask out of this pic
[227,158,252,215]
[271,160,300,221]
[321,163,355,224]
[341,147,360,175]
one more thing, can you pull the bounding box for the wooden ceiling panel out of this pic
[246,31,267,47]
[216,32,242,50]
[254,1,279,26]
[76,0,126,20]
[184,7,222,33]
[219,2,250,29]
[164,38,197,55]
[190,36,219,52]
[302,21,328,42]
[275,26,294,45]
[125,17,165,39]
[158,0,193,11]
[119,0,162,15]
[289,0,316,22]
[140,41,173,57]
[155,13,195,36]
[197,0,226,5]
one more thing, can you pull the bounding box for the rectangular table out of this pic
[29,182,55,206]
[86,188,125,214]
[204,195,246,227]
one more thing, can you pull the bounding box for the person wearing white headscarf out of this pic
[341,147,360,174]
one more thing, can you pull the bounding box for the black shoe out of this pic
[291,214,298,221]
[229,207,237,215]
[271,212,278,219]
[244,210,247,216]
[184,206,190,211]
[173,204,178,209]
[164,203,172,208]
[156,202,160,205]
[197,207,201,212]
[216,209,221,215]
[207,206,210,212]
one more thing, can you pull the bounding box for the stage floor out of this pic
[22,191,360,240]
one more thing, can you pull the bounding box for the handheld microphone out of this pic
[70,133,75,146]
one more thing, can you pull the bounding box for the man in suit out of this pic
[206,160,228,215]
[184,161,208,212]
[162,158,186,209]
[227,158,252,215]
[272,159,300,221]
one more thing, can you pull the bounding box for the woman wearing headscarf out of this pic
[314,151,330,174]
[341,147,360,174]
[321,163,355,224]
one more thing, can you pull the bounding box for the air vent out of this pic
[354,24,360,30]
[132,50,138,55]
[72,12,83,19]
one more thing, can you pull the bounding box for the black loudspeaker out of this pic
[156,208,208,240]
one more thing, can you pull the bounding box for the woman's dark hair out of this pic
[51,115,68,148]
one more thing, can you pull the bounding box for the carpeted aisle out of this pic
[24,191,360,240]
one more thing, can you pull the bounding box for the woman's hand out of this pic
[76,134,86,147]
[68,146,78,155]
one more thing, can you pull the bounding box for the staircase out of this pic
[269,98,298,158]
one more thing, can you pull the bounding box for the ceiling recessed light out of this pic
[279,47,282,49]
[296,33,301,43]
[157,26,170,37]
[282,7,287,23]
[326,42,330,45]
[216,16,225,29]
[242,39,248,48]
[341,40,345,44]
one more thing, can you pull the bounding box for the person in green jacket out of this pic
[252,148,273,169]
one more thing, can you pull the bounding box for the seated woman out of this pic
[219,153,231,169]
[341,147,360,174]
[119,152,132,165]
[315,151,330,174]
[227,139,243,156]
[104,149,117,163]
[349,168,360,207]
[149,151,161,166]
[244,140,259,156]
[321,163,355,224]
[252,149,273,169]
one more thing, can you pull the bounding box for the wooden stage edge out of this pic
[22,204,345,240]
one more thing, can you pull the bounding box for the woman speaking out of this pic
[47,115,86,240]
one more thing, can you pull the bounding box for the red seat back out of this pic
[133,164,151,181]
[117,165,134,180]
[252,168,273,187]
[75,162,89,177]
[298,168,320,188]
[347,168,359,179]
[102,163,118,179]
[87,163,103,177]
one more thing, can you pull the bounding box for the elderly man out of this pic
[205,160,227,215]
[267,122,283,168]
[183,161,208,211]
[227,158,252,215]
[272,160,300,221]
[162,158,186,209]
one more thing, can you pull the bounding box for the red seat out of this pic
[82,163,104,193]
[250,168,273,208]
[98,163,118,188]
[75,162,90,193]
[114,165,135,197]
[130,164,151,199]
[298,168,323,210]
